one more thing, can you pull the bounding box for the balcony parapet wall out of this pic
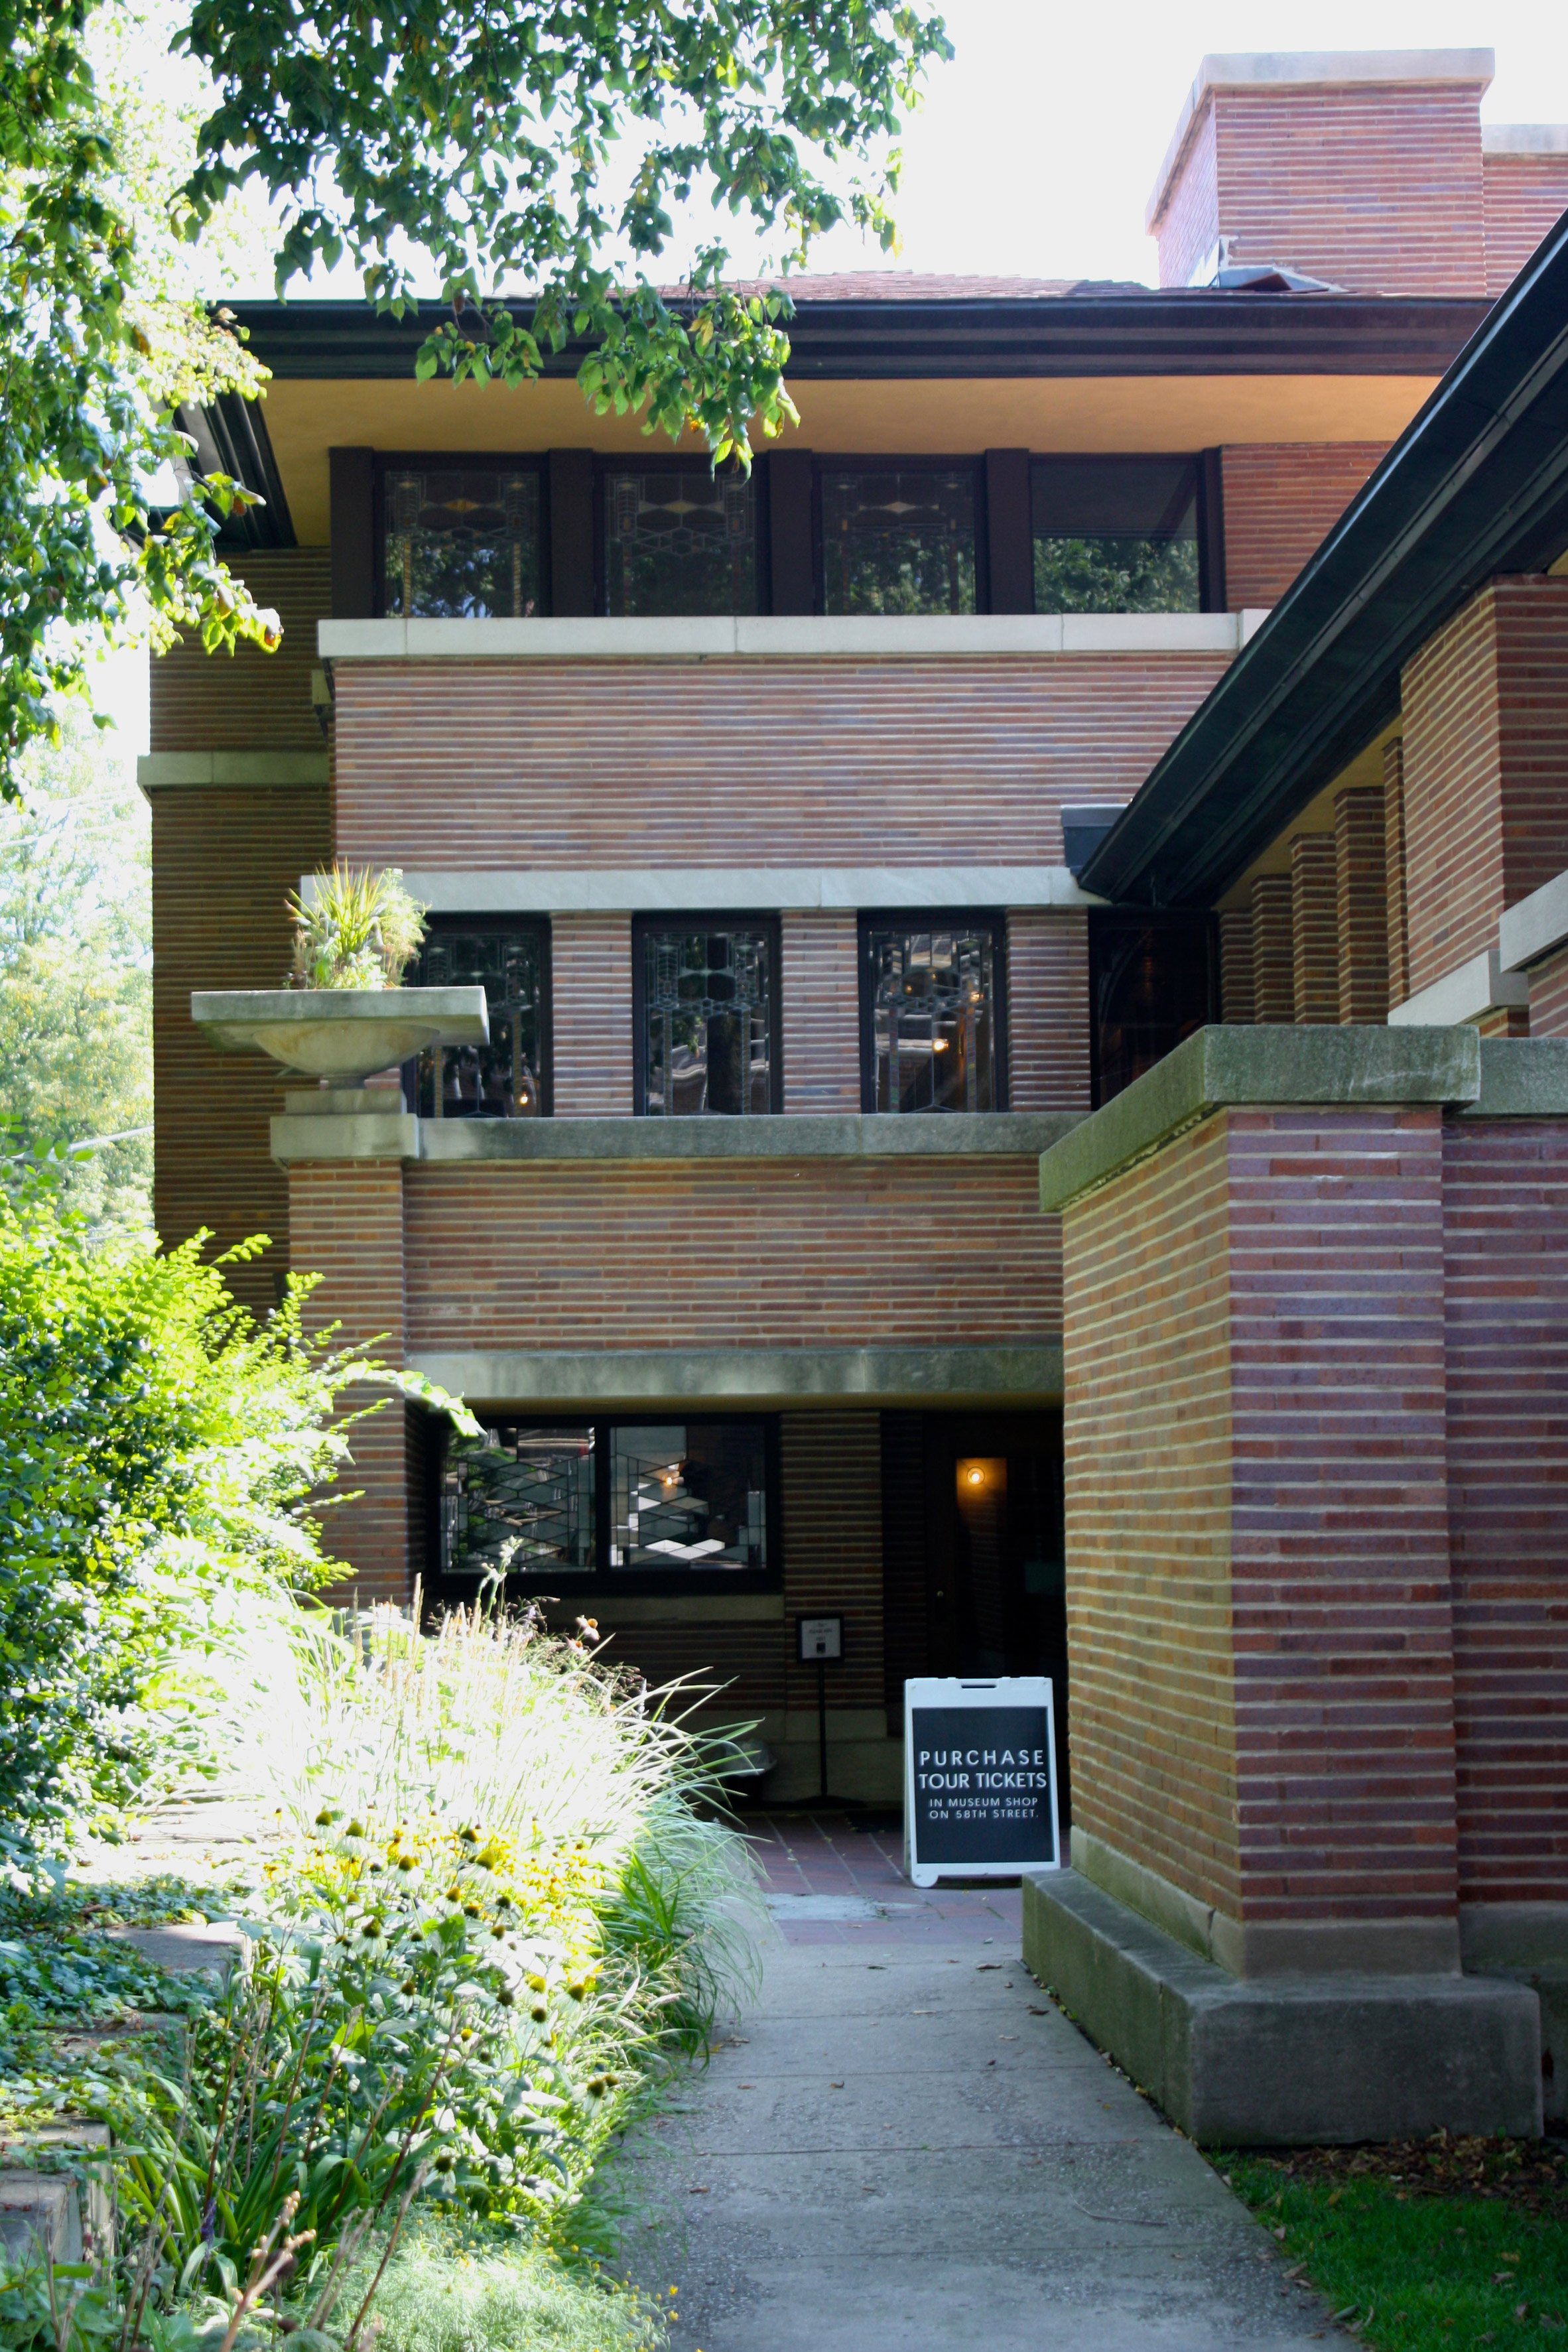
[274,1106,1081,1167]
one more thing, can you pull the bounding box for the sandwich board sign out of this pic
[904,1676,1060,1886]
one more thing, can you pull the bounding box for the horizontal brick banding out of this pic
[550,913,633,1115]
[402,1158,1061,1352]
[1250,874,1295,1023]
[1156,98,1220,291]
[1290,834,1339,1024]
[1484,151,1568,296]
[1444,1117,1568,1903]
[1336,784,1390,1023]
[1218,909,1254,1023]
[1005,910,1090,1110]
[330,655,1230,871]
[1528,943,1568,1039]
[152,553,330,752]
[1385,736,1411,1006]
[151,782,331,1309]
[779,1413,884,1715]
[781,911,861,1114]
[1220,444,1390,609]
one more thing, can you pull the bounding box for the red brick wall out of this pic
[1484,151,1568,296]
[1220,444,1389,610]
[780,1413,885,1716]
[1155,98,1220,288]
[330,656,1230,870]
[151,783,332,1309]
[1385,736,1411,1006]
[1402,579,1568,996]
[1219,909,1254,1023]
[781,911,860,1113]
[1444,1116,1568,1904]
[550,914,633,1114]
[1336,785,1390,1023]
[1290,834,1339,1023]
[151,552,329,752]
[1250,875,1295,1021]
[403,1157,1060,1352]
[1529,944,1568,1037]
[1006,911,1090,1110]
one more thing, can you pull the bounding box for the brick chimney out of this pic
[1147,50,1495,296]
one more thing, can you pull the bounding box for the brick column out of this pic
[1006,911,1091,1109]
[1335,784,1390,1023]
[1218,910,1254,1024]
[777,1412,895,1801]
[289,1158,412,1603]
[551,913,633,1115]
[1291,834,1339,1023]
[1385,737,1411,1007]
[780,911,860,1112]
[1250,876,1295,1022]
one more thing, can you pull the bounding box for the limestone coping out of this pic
[194,987,488,1084]
[350,864,1098,915]
[1037,1024,1482,1212]
[1468,1037,1568,1117]
[406,1342,1064,1409]
[318,613,1256,663]
[1498,865,1568,973]
[271,1107,1082,1166]
[1387,947,1530,1025]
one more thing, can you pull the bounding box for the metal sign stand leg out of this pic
[817,1655,828,1802]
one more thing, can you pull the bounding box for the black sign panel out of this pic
[905,1686,1058,1876]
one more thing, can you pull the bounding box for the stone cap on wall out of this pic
[273,1106,1083,1167]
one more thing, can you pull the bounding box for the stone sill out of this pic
[318,612,1263,663]
[1499,866,1568,973]
[405,1343,1064,1409]
[381,864,1098,915]
[274,1107,1082,1167]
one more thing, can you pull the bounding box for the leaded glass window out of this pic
[820,468,978,615]
[381,466,542,618]
[1090,911,1215,1105]
[639,923,776,1116]
[862,921,1002,1114]
[1031,457,1200,615]
[610,1423,767,1572]
[603,467,757,616]
[409,922,549,1118]
[441,1424,595,1579]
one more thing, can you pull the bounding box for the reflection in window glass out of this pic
[641,927,774,1116]
[382,468,541,618]
[604,468,756,616]
[864,924,1000,1112]
[1031,456,1200,614]
[1090,912,1214,1105]
[610,1424,767,1571]
[410,925,549,1118]
[441,1425,595,1579]
[820,469,977,614]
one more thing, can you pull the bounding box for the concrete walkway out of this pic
[625,1813,1350,2352]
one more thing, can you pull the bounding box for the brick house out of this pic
[159,48,1568,2051]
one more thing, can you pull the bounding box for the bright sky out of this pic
[93,0,1568,753]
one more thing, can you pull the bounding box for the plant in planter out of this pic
[286,866,427,991]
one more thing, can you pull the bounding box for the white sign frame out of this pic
[903,1675,1061,1888]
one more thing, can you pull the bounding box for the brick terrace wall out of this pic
[1065,1117,1239,1914]
[1250,875,1295,1021]
[330,656,1230,870]
[1402,580,1568,996]
[1155,81,1488,297]
[1443,1116,1568,1906]
[1220,445,1389,610]
[1006,911,1091,1110]
[781,911,860,1113]
[151,782,331,1308]
[1155,98,1220,288]
[1219,909,1254,1023]
[550,914,633,1114]
[1385,737,1411,1005]
[403,1157,1059,1352]
[1336,785,1390,1023]
[151,552,330,752]
[1529,945,1568,1037]
[1484,152,1568,296]
[1290,835,1339,1023]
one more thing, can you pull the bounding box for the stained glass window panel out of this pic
[441,1425,595,1579]
[820,469,978,615]
[411,924,548,1118]
[604,468,757,616]
[382,468,542,618]
[1090,911,1214,1104]
[1031,456,1200,615]
[864,923,1000,1113]
[641,926,774,1116]
[610,1423,767,1572]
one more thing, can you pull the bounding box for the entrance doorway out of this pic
[882,1409,1068,1819]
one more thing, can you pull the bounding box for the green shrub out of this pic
[350,2233,667,2352]
[286,868,426,991]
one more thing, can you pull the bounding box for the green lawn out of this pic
[1223,2150,1568,2348]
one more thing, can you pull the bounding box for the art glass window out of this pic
[603,467,757,616]
[1031,456,1200,614]
[381,467,542,618]
[441,1424,596,1581]
[408,923,549,1118]
[819,468,978,614]
[640,924,776,1116]
[609,1423,768,1572]
[862,922,1002,1113]
[1090,911,1215,1104]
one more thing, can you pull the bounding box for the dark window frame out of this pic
[594,451,770,618]
[814,456,990,617]
[631,911,784,1118]
[1088,907,1218,1108]
[404,913,554,1120]
[857,909,1010,1114]
[436,1412,783,1599]
[1029,452,1212,619]
[372,452,550,619]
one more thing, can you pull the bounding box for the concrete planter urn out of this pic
[190,987,489,1084]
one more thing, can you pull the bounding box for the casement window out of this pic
[406,919,551,1118]
[1030,456,1201,615]
[601,462,758,616]
[859,917,1006,1113]
[440,1418,776,1587]
[378,461,544,618]
[819,464,979,615]
[1089,909,1216,1106]
[635,919,779,1116]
